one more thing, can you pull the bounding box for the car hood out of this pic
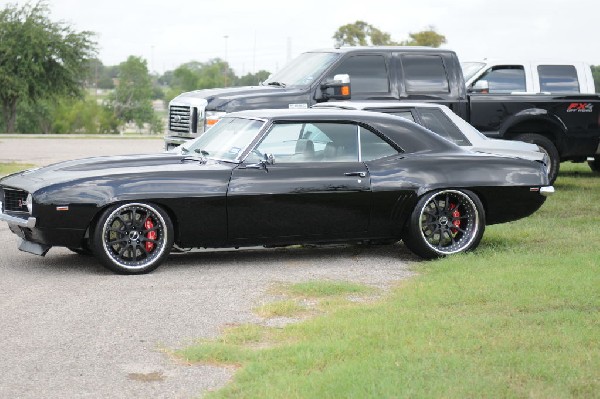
[175,85,308,112]
[0,153,234,194]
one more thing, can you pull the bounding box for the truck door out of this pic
[393,52,468,118]
[321,53,398,101]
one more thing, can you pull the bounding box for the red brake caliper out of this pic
[144,218,156,252]
[449,203,461,233]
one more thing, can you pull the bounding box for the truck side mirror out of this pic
[470,80,490,94]
[321,74,351,100]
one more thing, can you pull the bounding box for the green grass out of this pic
[281,280,375,298]
[0,163,35,177]
[254,300,307,318]
[181,162,600,398]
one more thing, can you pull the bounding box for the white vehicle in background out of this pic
[313,101,548,166]
[461,60,596,94]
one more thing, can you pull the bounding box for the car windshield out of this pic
[180,117,266,162]
[461,62,486,82]
[262,52,340,88]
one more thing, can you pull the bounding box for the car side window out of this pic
[401,55,450,93]
[477,66,526,93]
[538,65,580,93]
[417,109,471,146]
[359,127,399,161]
[251,122,359,163]
[385,110,416,122]
[327,55,390,94]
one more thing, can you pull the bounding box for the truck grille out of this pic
[2,188,29,213]
[169,105,191,133]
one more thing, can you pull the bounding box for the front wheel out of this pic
[92,202,174,274]
[588,155,600,173]
[403,189,485,259]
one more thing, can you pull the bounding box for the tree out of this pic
[333,21,397,46]
[108,56,156,129]
[237,70,271,86]
[0,1,96,133]
[400,26,447,48]
[165,58,237,101]
[332,21,446,48]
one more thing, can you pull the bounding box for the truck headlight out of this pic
[26,193,33,214]
[205,111,227,129]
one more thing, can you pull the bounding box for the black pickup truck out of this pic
[165,47,600,182]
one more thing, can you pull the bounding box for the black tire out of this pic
[92,202,174,274]
[403,189,485,259]
[588,155,600,173]
[514,133,560,184]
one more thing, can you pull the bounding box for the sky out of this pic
[7,0,600,76]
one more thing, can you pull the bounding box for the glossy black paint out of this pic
[1,110,549,253]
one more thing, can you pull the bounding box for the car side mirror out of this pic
[321,74,351,100]
[470,80,489,94]
[263,153,275,165]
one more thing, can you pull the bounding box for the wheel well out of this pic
[503,120,562,150]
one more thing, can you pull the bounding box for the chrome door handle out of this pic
[344,172,366,178]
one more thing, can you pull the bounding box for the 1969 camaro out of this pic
[0,109,553,274]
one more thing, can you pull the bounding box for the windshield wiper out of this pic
[266,81,286,88]
[195,149,209,156]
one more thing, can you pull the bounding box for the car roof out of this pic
[225,108,461,154]
[308,46,457,56]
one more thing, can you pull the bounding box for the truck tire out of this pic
[514,134,560,184]
[588,156,600,173]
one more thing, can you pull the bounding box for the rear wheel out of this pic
[588,155,600,172]
[403,189,485,259]
[514,133,560,183]
[92,202,173,274]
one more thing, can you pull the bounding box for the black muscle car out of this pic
[0,109,554,274]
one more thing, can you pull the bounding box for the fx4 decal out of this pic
[567,103,593,113]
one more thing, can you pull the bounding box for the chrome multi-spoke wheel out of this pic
[93,202,173,274]
[404,190,485,259]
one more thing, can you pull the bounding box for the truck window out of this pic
[400,55,450,93]
[417,108,471,146]
[538,65,580,93]
[477,66,525,93]
[327,55,390,94]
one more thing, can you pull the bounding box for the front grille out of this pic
[3,187,29,213]
[169,105,191,133]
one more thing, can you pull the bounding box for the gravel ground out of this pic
[0,137,415,398]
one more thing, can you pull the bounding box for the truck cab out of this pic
[165,47,466,150]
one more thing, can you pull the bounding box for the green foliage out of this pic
[0,163,35,176]
[179,163,600,398]
[166,58,237,101]
[108,56,155,129]
[400,26,447,47]
[333,21,446,48]
[0,1,96,133]
[591,65,600,93]
[237,70,271,86]
[333,20,397,46]
[51,96,119,134]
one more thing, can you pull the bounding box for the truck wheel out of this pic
[588,155,600,173]
[514,134,560,184]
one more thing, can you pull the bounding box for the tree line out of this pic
[1,3,599,134]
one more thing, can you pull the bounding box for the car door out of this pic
[227,121,371,240]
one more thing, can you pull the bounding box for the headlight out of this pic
[205,111,227,129]
[26,193,33,214]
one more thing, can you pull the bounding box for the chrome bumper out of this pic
[540,186,555,197]
[0,202,36,228]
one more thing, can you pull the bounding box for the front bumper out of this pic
[0,203,36,228]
